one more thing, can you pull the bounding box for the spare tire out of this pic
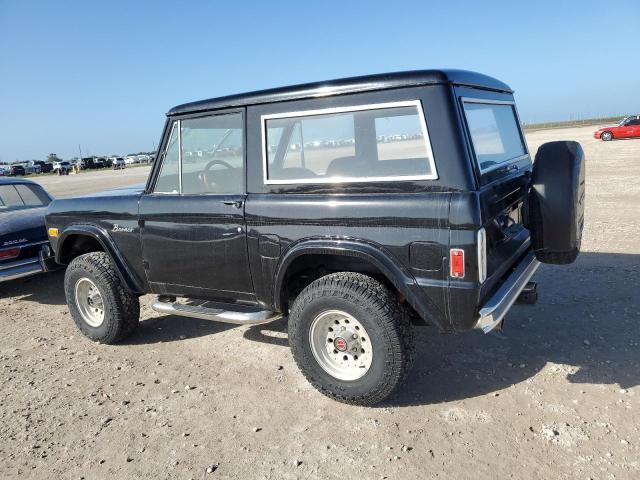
[527,141,585,264]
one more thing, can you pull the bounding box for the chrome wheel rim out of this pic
[309,310,373,381]
[74,278,105,327]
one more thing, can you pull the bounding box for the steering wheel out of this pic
[202,159,235,187]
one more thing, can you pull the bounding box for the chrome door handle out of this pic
[222,200,243,208]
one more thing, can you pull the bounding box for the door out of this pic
[139,110,254,301]
[627,117,640,138]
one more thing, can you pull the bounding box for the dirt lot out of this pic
[32,166,152,198]
[2,127,639,479]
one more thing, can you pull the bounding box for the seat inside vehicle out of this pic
[267,167,318,180]
[325,156,430,178]
[184,166,243,194]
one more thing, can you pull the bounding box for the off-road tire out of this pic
[601,131,613,141]
[288,272,415,406]
[64,252,140,344]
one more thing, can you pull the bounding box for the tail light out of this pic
[477,228,487,283]
[450,249,465,278]
[0,247,21,260]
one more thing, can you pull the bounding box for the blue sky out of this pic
[1,0,638,162]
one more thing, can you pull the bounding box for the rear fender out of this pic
[273,238,447,330]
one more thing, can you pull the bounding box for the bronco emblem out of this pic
[112,224,134,233]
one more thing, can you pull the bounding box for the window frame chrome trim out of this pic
[460,96,530,175]
[177,119,183,194]
[151,120,181,195]
[260,100,438,185]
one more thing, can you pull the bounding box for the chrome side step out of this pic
[151,299,282,325]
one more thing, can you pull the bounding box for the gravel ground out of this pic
[2,126,639,479]
[31,165,152,198]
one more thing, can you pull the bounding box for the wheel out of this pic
[288,272,415,406]
[64,252,140,343]
[601,131,613,141]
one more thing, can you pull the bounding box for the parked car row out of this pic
[0,164,43,176]
[0,165,26,176]
[124,154,153,165]
[1,154,155,177]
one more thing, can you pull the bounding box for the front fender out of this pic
[56,224,144,293]
[273,238,448,330]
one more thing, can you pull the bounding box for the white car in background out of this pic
[110,157,126,170]
[52,161,72,174]
[124,156,138,165]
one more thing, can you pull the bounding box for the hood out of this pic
[0,206,48,248]
[46,183,145,221]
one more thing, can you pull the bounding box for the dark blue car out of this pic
[0,177,57,282]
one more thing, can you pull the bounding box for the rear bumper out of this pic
[0,244,58,283]
[475,251,540,333]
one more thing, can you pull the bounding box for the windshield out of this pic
[618,117,630,127]
[0,184,50,211]
[463,101,527,173]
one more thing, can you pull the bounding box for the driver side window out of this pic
[180,112,244,194]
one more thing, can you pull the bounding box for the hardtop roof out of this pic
[0,176,37,185]
[168,69,512,116]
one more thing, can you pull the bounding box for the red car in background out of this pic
[594,115,640,141]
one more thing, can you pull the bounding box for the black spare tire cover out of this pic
[527,141,585,264]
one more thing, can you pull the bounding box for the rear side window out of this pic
[14,184,48,206]
[0,184,48,211]
[463,101,526,173]
[263,101,436,184]
[0,185,24,209]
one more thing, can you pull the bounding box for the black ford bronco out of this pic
[46,70,585,405]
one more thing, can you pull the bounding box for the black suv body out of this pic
[46,70,585,404]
